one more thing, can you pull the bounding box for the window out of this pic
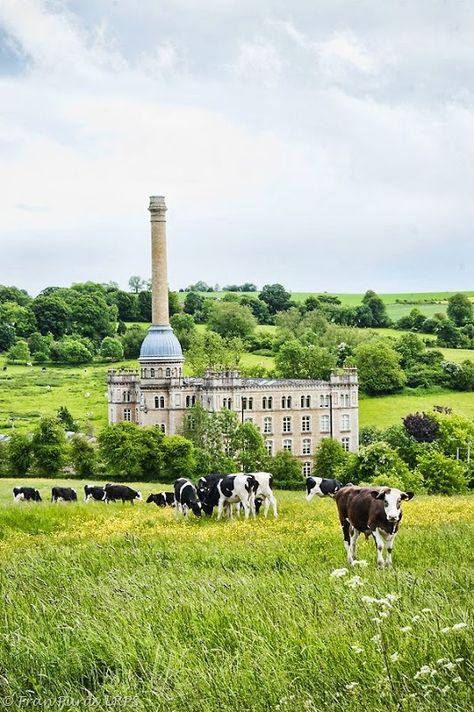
[268,396,273,409]
[166,368,171,377]
[265,440,273,456]
[281,396,292,409]
[263,416,273,434]
[244,416,254,424]
[300,395,311,408]
[341,436,350,452]
[150,368,155,378]
[341,414,350,431]
[248,397,253,410]
[123,408,131,422]
[223,398,232,409]
[175,394,181,407]
[154,396,165,409]
[302,438,311,455]
[186,395,190,408]
[122,390,131,402]
[283,439,292,451]
[242,397,247,409]
[320,414,330,433]
[160,424,166,434]
[340,393,350,407]
[302,461,312,477]
[192,395,196,406]
[283,416,292,433]
[263,396,273,409]
[302,415,311,432]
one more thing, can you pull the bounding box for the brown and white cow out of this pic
[335,486,414,568]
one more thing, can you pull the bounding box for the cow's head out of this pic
[372,488,414,522]
[146,494,157,504]
[135,491,143,502]
[35,490,42,501]
[191,500,202,517]
[306,477,324,501]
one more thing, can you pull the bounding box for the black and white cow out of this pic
[306,477,342,501]
[84,485,106,502]
[174,478,202,518]
[246,472,277,518]
[335,486,414,568]
[104,484,142,504]
[196,474,224,504]
[200,474,256,520]
[13,486,42,502]
[51,486,77,503]
[146,492,175,507]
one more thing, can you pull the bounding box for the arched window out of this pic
[160,396,165,409]
[150,368,155,378]
[306,396,311,408]
[154,396,159,408]
[186,396,190,407]
[262,396,267,409]
[268,397,273,409]
[166,368,171,377]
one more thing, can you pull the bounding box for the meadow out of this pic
[0,478,472,711]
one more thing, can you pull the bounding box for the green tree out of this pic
[69,434,97,478]
[0,301,36,337]
[170,313,196,351]
[100,336,124,361]
[0,324,16,352]
[32,294,70,337]
[268,450,302,489]
[354,341,406,394]
[50,338,93,364]
[7,339,31,364]
[275,340,335,380]
[361,290,390,327]
[115,291,139,321]
[184,291,205,317]
[169,290,181,317]
[28,331,52,356]
[448,360,474,391]
[128,276,146,293]
[121,325,146,359]
[0,285,32,307]
[395,333,425,368]
[356,442,422,491]
[259,283,292,316]
[57,406,78,432]
[234,421,269,473]
[7,432,32,477]
[139,426,165,480]
[137,290,152,321]
[98,422,144,479]
[415,451,468,495]
[161,435,196,483]
[313,438,347,479]
[240,296,271,324]
[436,320,463,348]
[31,417,67,477]
[447,293,473,326]
[208,301,257,339]
[70,293,116,340]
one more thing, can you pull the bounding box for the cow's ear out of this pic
[371,489,385,500]
[401,491,414,501]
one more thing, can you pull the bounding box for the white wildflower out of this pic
[345,682,359,691]
[371,634,381,644]
[441,686,450,695]
[441,627,451,634]
[414,666,431,679]
[412,615,421,622]
[452,622,467,631]
[353,559,368,567]
[400,626,412,633]
[385,593,398,602]
[346,575,363,589]
[351,645,363,654]
[443,662,456,671]
[437,658,448,665]
[421,608,432,614]
[452,677,462,684]
[389,652,400,663]
[361,595,377,604]
[454,657,464,663]
[331,568,348,578]
[379,610,389,619]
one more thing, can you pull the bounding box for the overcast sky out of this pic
[0,0,473,295]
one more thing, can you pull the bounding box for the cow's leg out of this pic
[342,518,353,565]
[269,494,278,518]
[372,528,386,568]
[182,504,188,517]
[174,502,180,519]
[349,528,360,564]
[241,500,250,519]
[263,497,270,518]
[217,498,225,521]
[385,532,397,567]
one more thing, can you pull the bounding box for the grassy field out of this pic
[0,478,472,711]
[359,390,474,429]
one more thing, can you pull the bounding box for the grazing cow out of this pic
[104,484,142,504]
[306,477,342,501]
[335,486,414,568]
[246,472,278,518]
[13,486,42,502]
[51,486,77,503]
[200,474,256,520]
[146,492,175,507]
[84,484,105,503]
[196,474,224,503]
[174,478,202,518]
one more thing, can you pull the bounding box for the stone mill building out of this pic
[107,196,359,476]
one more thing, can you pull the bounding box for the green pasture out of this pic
[360,390,474,429]
[0,480,472,711]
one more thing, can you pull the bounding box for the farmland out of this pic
[0,479,472,711]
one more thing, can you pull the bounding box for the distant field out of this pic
[0,480,472,711]
[359,390,474,429]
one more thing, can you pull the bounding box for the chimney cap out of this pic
[149,195,167,211]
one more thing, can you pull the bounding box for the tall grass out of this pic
[0,479,472,711]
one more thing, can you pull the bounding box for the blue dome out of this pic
[139,326,184,362]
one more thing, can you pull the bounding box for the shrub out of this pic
[31,417,67,477]
[269,450,303,489]
[416,451,468,495]
[354,341,406,394]
[403,412,439,443]
[313,438,347,479]
[69,434,97,478]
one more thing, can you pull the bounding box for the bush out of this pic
[416,451,468,495]
[69,434,97,478]
[268,450,303,489]
[403,412,439,443]
[100,336,124,361]
[313,438,347,479]
[354,341,406,395]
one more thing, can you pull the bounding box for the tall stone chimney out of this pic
[149,195,169,325]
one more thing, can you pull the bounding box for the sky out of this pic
[0,0,473,296]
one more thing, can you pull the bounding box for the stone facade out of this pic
[107,195,359,476]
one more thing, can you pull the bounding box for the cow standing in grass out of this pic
[51,487,77,503]
[104,484,142,504]
[335,486,414,568]
[174,478,202,518]
[13,486,42,502]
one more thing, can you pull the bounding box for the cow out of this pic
[104,484,142,504]
[146,492,175,507]
[246,472,277,518]
[200,474,256,520]
[335,486,414,568]
[51,486,77,503]
[174,478,202,518]
[306,477,342,501]
[196,474,224,504]
[13,486,42,502]
[84,485,106,503]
